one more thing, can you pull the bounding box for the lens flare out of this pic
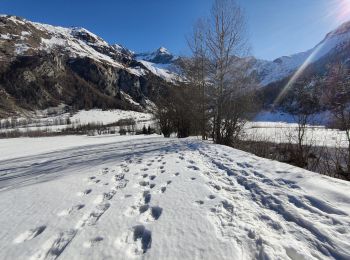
[338,0,350,22]
[273,42,326,106]
[273,0,350,106]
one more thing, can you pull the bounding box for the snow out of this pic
[70,109,153,125]
[139,60,177,82]
[14,43,30,55]
[0,33,12,40]
[0,136,349,259]
[0,109,154,134]
[245,121,350,148]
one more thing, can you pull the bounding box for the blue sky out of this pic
[1,0,349,60]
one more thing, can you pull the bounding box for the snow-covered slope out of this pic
[252,20,350,86]
[135,47,178,82]
[0,136,349,259]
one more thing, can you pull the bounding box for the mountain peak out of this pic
[157,46,170,54]
[136,47,174,64]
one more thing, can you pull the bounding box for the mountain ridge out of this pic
[2,14,350,118]
[0,15,177,117]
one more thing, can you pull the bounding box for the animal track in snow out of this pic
[13,226,46,244]
[150,183,156,189]
[161,187,166,193]
[149,175,156,181]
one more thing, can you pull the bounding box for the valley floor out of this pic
[0,135,349,259]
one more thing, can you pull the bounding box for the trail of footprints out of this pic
[13,163,130,259]
[13,152,187,258]
[117,154,177,256]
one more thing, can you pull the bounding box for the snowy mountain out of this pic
[2,14,350,117]
[135,47,175,64]
[0,15,176,117]
[251,20,350,86]
[1,135,349,259]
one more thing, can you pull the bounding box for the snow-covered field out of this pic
[0,109,154,133]
[70,109,153,126]
[244,121,349,148]
[0,135,349,259]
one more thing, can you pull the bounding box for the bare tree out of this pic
[323,63,350,180]
[205,0,254,145]
[282,78,320,167]
[179,19,210,139]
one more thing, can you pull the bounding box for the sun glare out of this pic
[337,0,350,22]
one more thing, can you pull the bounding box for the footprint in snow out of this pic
[83,236,104,248]
[187,165,200,171]
[139,181,149,187]
[57,204,85,217]
[139,205,150,214]
[208,195,216,200]
[139,206,163,221]
[151,206,163,220]
[77,189,92,196]
[143,191,152,204]
[13,226,46,244]
[133,225,152,254]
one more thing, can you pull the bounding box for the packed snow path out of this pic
[0,136,349,259]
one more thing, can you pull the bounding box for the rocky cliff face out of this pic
[0,15,174,117]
